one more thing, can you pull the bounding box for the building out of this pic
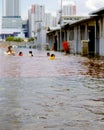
[52,16,57,27]
[2,0,21,16]
[45,13,53,28]
[28,4,45,37]
[28,4,46,49]
[45,13,57,28]
[47,7,104,57]
[56,3,77,26]
[28,5,35,37]
[62,4,76,16]
[22,20,28,38]
[58,15,87,25]
[1,0,23,39]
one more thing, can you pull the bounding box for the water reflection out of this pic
[0,49,104,130]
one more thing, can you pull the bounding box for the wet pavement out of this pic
[0,49,104,130]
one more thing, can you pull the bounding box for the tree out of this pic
[28,37,34,42]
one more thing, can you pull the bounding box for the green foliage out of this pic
[6,36,24,42]
[13,37,24,42]
[28,37,34,42]
[6,36,14,41]
[6,36,35,43]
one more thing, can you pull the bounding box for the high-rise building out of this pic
[2,0,21,17]
[28,4,46,47]
[28,4,45,37]
[1,0,23,39]
[45,13,52,28]
[57,2,77,25]
[45,13,57,28]
[62,4,76,16]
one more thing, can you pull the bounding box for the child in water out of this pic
[47,52,50,57]
[18,51,23,56]
[49,54,55,60]
[28,51,33,56]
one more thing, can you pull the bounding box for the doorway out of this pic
[88,26,95,56]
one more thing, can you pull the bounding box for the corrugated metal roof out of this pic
[89,7,104,15]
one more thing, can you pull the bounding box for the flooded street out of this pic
[0,49,104,130]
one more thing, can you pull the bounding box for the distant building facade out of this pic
[45,13,57,28]
[56,3,77,26]
[2,0,21,16]
[1,0,23,39]
[28,4,46,47]
[28,5,35,37]
[62,4,76,16]
[45,13,53,28]
[28,4,45,37]
[22,20,28,38]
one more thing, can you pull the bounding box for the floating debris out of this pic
[82,59,104,78]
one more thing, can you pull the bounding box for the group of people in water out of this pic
[5,45,34,57]
[5,45,56,60]
[5,43,71,60]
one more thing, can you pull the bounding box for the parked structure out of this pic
[46,7,104,57]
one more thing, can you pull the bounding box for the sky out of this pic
[1,0,104,19]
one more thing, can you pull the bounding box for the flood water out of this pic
[0,48,104,130]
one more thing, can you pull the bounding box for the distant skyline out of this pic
[1,0,104,19]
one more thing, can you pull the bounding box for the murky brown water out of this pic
[0,49,104,130]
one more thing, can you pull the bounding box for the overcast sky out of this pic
[0,0,104,19]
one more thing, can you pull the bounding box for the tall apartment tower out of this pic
[28,4,45,37]
[28,4,46,47]
[2,0,21,16]
[2,0,22,38]
[45,13,52,28]
[62,3,76,16]
[45,13,57,28]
